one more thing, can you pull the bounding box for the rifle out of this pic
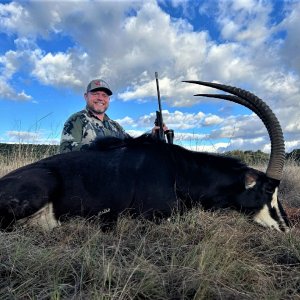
[154,72,174,144]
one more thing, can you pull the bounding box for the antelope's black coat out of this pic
[0,134,283,229]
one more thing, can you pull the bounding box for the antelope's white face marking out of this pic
[17,202,60,231]
[253,188,289,232]
[253,204,281,231]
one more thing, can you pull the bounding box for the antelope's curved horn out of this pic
[184,81,285,180]
[194,94,257,116]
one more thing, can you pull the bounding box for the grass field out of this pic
[0,150,299,299]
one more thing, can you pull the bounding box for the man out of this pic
[60,79,168,153]
[60,79,130,153]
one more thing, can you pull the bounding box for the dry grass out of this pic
[0,149,300,299]
[1,211,299,299]
[281,159,300,208]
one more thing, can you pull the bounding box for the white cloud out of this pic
[0,50,20,78]
[0,1,59,38]
[277,1,300,75]
[126,129,146,137]
[0,2,25,34]
[0,43,36,101]
[185,142,230,153]
[31,52,83,88]
[203,114,223,126]
[218,136,270,153]
[6,130,40,142]
[0,0,300,152]
[209,113,268,139]
[216,0,273,45]
[0,78,32,101]
[285,140,300,153]
[5,130,59,144]
[115,116,135,127]
[136,109,206,130]
[174,132,207,141]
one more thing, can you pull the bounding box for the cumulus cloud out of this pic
[115,116,135,127]
[31,52,83,88]
[115,108,224,141]
[6,130,40,142]
[136,109,206,130]
[277,1,300,75]
[0,41,35,101]
[0,0,210,99]
[185,142,230,153]
[216,0,273,45]
[5,130,59,144]
[0,1,70,38]
[285,140,300,153]
[0,78,32,101]
[0,0,299,152]
[1,0,295,104]
[126,129,146,137]
[208,113,269,141]
[203,114,223,126]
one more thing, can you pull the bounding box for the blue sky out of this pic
[0,0,300,153]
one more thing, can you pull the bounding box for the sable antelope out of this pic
[0,81,290,232]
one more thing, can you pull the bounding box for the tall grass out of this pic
[0,143,58,178]
[0,147,299,299]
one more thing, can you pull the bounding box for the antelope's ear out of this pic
[245,171,258,189]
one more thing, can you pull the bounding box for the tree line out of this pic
[0,143,299,165]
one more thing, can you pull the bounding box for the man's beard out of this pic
[89,103,108,115]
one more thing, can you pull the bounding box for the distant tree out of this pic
[225,150,269,166]
[286,149,300,162]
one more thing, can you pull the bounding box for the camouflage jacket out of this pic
[60,108,129,153]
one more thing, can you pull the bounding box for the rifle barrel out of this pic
[155,72,163,114]
[155,72,165,141]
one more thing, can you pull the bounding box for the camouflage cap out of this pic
[86,79,113,96]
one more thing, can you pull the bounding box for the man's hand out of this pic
[151,124,169,135]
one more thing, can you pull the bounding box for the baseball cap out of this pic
[86,79,113,96]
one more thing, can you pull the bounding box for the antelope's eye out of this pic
[265,188,274,194]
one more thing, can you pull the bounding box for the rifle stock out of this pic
[155,110,165,141]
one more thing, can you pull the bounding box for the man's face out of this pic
[84,90,110,115]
